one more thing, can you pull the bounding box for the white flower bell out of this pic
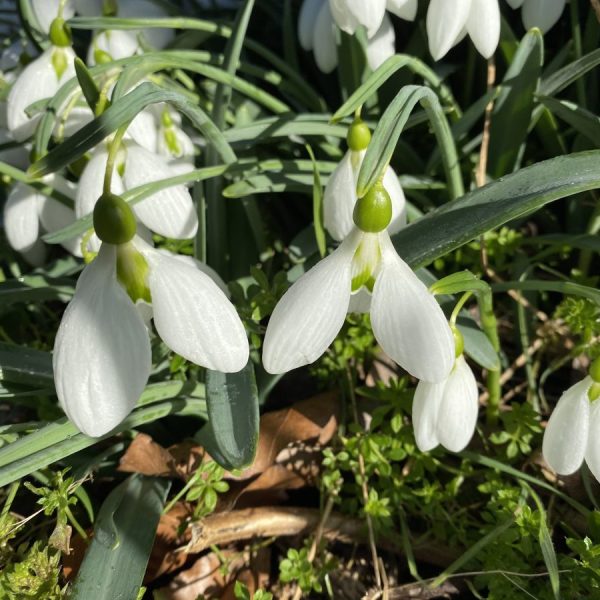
[54,193,249,437]
[413,329,479,453]
[263,181,454,380]
[542,361,600,482]
[324,118,406,241]
[505,0,566,34]
[426,0,501,60]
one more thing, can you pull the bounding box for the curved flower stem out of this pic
[450,292,473,327]
[478,288,501,425]
[103,122,130,196]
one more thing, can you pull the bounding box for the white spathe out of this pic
[6,46,76,141]
[542,377,599,479]
[506,0,566,33]
[54,239,249,437]
[412,355,479,453]
[263,228,454,381]
[323,150,406,241]
[427,0,500,60]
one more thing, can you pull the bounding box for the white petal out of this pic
[585,400,600,484]
[76,148,125,218]
[313,1,338,74]
[466,0,501,59]
[386,0,417,20]
[348,287,372,314]
[31,0,74,33]
[262,230,359,374]
[426,0,471,60]
[88,30,139,64]
[38,193,81,257]
[329,0,386,37]
[123,144,198,239]
[505,0,524,7]
[412,379,444,451]
[299,0,324,50]
[120,0,174,50]
[383,166,407,235]
[57,104,94,139]
[53,244,151,437]
[4,183,40,251]
[127,107,159,153]
[366,13,396,71]
[436,356,479,452]
[323,150,359,241]
[522,0,566,33]
[370,232,455,382]
[542,377,592,476]
[143,248,249,372]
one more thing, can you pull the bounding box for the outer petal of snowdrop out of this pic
[4,183,40,251]
[348,287,372,314]
[386,0,417,20]
[123,144,198,239]
[324,151,357,241]
[371,233,455,383]
[413,379,444,452]
[39,196,82,256]
[585,401,600,483]
[542,377,592,476]
[329,0,387,37]
[263,231,358,374]
[366,13,396,71]
[382,166,407,235]
[143,248,249,372]
[436,356,479,452]
[128,108,159,153]
[466,0,501,59]
[88,30,139,64]
[7,47,76,141]
[53,244,151,437]
[31,0,74,33]
[121,0,175,50]
[426,0,471,60]
[522,0,566,33]
[313,1,338,73]
[298,0,323,50]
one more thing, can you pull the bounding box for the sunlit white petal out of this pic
[323,150,358,241]
[4,183,40,251]
[522,0,566,33]
[585,400,600,483]
[466,0,501,59]
[31,0,74,33]
[329,0,386,37]
[382,166,407,235]
[366,13,396,71]
[426,0,471,60]
[313,1,338,73]
[299,0,323,50]
[386,0,417,20]
[413,379,444,452]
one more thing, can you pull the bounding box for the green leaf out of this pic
[203,361,259,470]
[392,152,600,269]
[491,280,600,305]
[0,344,53,387]
[487,29,544,178]
[457,319,500,371]
[306,145,326,258]
[538,95,600,147]
[539,48,600,97]
[74,57,101,114]
[70,475,169,600]
[337,29,368,101]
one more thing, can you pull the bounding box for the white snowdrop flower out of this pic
[542,370,600,482]
[427,0,501,60]
[329,0,388,37]
[4,177,82,257]
[505,0,566,34]
[6,45,76,141]
[76,142,198,240]
[31,0,75,34]
[413,354,479,453]
[263,181,454,380]
[54,194,249,437]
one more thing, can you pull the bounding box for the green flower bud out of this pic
[590,356,600,384]
[353,181,392,233]
[49,18,72,47]
[589,382,600,402]
[94,48,113,65]
[116,243,152,304]
[93,192,137,245]
[452,325,464,358]
[346,117,371,152]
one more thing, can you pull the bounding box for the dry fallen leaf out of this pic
[118,433,178,477]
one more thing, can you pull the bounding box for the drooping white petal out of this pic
[542,377,592,476]
[87,30,139,64]
[53,244,151,437]
[143,247,249,372]
[38,196,82,257]
[505,0,524,7]
[426,0,471,60]
[323,150,359,241]
[313,1,338,74]
[329,0,386,37]
[412,379,444,452]
[262,230,359,374]
[57,104,94,139]
[366,13,396,71]
[4,183,41,251]
[348,287,372,314]
[585,400,600,484]
[127,107,159,153]
[386,0,417,20]
[371,232,455,382]
[120,0,175,50]
[31,0,75,34]
[299,0,324,50]
[522,0,566,33]
[382,166,407,235]
[123,144,198,239]
[7,47,76,141]
[466,0,501,59]
[436,356,479,452]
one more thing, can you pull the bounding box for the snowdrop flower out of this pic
[542,360,600,482]
[413,329,479,453]
[505,0,566,34]
[427,0,500,60]
[263,180,454,380]
[54,192,249,437]
[329,0,417,37]
[4,177,82,259]
[31,0,75,34]
[324,117,406,241]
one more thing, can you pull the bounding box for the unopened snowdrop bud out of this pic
[49,18,72,47]
[346,117,371,152]
[353,181,392,233]
[93,192,137,245]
